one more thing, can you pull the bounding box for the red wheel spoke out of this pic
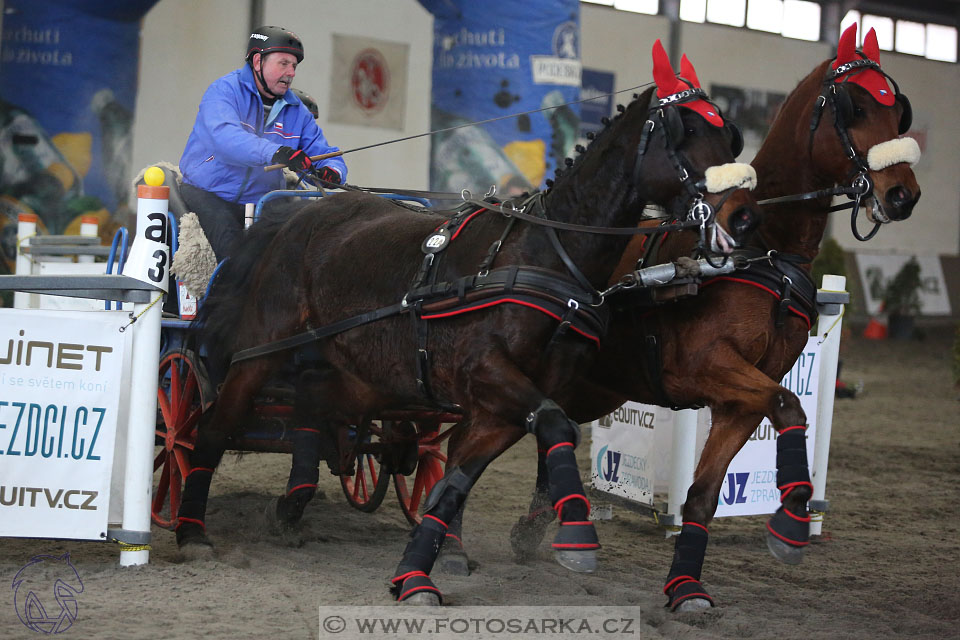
[175,372,198,426]
[169,462,182,518]
[359,462,370,501]
[367,455,378,486]
[157,385,173,427]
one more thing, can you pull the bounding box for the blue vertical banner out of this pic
[419,0,581,196]
[0,0,158,251]
[579,69,615,139]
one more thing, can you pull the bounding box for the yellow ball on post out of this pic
[144,166,165,187]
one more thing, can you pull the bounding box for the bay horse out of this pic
[174,41,760,605]
[496,23,920,611]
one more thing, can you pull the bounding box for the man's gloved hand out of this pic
[272,146,312,172]
[315,166,342,184]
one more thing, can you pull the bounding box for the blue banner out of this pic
[419,0,581,196]
[580,68,615,138]
[0,0,158,248]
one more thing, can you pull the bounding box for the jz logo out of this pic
[721,472,749,505]
[425,234,446,249]
[598,446,621,483]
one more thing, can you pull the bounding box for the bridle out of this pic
[758,56,911,242]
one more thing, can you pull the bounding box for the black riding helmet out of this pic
[247,26,304,98]
[290,88,319,120]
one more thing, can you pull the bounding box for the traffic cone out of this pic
[863,315,888,340]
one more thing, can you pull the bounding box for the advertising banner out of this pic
[419,0,581,195]
[579,68,614,140]
[855,253,951,315]
[0,309,128,540]
[590,402,659,506]
[0,0,158,257]
[713,336,820,517]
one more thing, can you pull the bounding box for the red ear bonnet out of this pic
[831,23,896,106]
[650,40,724,127]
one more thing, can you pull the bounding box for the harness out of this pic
[611,245,817,410]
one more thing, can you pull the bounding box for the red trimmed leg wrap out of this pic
[391,515,447,600]
[286,428,322,495]
[768,426,812,546]
[390,571,443,604]
[546,445,589,522]
[177,467,214,532]
[552,521,600,550]
[767,506,811,547]
[664,523,713,610]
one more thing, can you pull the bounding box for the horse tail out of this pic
[190,216,288,386]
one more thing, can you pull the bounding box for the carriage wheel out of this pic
[153,349,205,529]
[339,424,390,512]
[393,425,447,526]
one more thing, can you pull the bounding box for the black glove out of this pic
[315,166,341,184]
[272,146,312,172]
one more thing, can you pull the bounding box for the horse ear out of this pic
[836,22,858,64]
[680,54,702,88]
[651,39,676,97]
[862,28,881,62]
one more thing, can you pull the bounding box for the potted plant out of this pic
[882,257,923,340]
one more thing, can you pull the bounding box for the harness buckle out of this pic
[567,298,580,311]
[460,188,472,202]
[484,185,497,199]
[851,173,872,197]
[688,199,714,228]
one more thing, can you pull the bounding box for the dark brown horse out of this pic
[174,42,759,605]
[495,23,920,611]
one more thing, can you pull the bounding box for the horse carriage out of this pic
[149,25,920,610]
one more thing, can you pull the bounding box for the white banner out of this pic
[713,336,821,517]
[328,34,409,130]
[0,309,127,540]
[590,402,659,506]
[855,253,950,315]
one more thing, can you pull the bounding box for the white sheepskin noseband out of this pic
[867,137,921,171]
[703,163,757,193]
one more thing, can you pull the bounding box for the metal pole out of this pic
[809,274,846,536]
[118,181,170,566]
[666,408,698,537]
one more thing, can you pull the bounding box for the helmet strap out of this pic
[253,52,281,100]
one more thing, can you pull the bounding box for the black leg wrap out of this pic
[274,428,323,524]
[391,515,448,601]
[768,426,812,547]
[767,505,811,547]
[553,521,600,551]
[423,467,473,514]
[177,467,214,541]
[525,399,582,447]
[664,523,713,610]
[443,506,465,550]
[546,444,589,522]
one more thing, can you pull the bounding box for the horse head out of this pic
[645,39,760,252]
[807,23,920,224]
[550,39,759,256]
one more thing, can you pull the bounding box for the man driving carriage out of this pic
[178,26,348,261]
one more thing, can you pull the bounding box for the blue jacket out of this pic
[179,65,347,204]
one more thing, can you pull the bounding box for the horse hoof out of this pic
[675,597,713,612]
[438,548,471,576]
[766,531,806,565]
[399,592,442,606]
[554,549,597,573]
